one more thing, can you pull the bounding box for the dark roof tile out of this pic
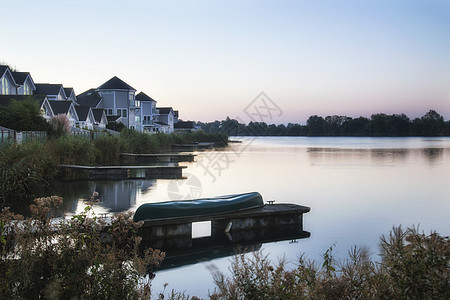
[74,106,91,122]
[35,83,64,96]
[49,101,72,115]
[92,109,106,123]
[97,76,136,91]
[76,89,103,107]
[11,72,31,85]
[135,92,156,102]
[157,107,173,114]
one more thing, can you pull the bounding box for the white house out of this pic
[96,76,139,130]
[12,71,36,95]
[0,65,18,95]
[135,92,157,133]
[156,107,175,133]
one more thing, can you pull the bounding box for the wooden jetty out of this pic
[58,164,187,180]
[138,203,310,241]
[119,153,196,163]
[171,142,216,151]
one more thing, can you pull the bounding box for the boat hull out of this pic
[133,192,264,222]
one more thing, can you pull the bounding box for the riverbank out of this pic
[0,129,227,208]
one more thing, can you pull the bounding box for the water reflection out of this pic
[141,224,310,271]
[50,179,156,214]
[307,147,444,167]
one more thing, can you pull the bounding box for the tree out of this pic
[0,97,50,131]
[306,115,325,136]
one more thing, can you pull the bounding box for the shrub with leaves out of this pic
[0,196,165,299]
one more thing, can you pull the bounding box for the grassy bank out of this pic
[0,130,228,207]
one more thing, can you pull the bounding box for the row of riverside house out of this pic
[0,64,196,135]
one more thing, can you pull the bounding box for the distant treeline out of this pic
[198,110,450,137]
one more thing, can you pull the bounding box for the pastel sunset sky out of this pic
[2,0,449,123]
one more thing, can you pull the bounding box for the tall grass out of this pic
[0,142,57,206]
[211,226,450,299]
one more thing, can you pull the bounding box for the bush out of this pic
[211,226,449,299]
[47,135,97,165]
[0,142,57,206]
[0,197,165,299]
[94,135,121,164]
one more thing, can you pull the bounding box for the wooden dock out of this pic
[171,142,216,151]
[120,153,196,162]
[58,164,187,180]
[138,203,310,241]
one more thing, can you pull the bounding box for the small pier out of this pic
[171,142,216,151]
[120,153,196,163]
[58,164,187,180]
[138,203,310,241]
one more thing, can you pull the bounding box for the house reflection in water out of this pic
[94,180,156,212]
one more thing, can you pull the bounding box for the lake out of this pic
[55,136,450,297]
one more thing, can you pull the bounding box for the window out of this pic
[117,109,121,116]
[135,116,141,123]
[1,77,8,95]
[108,109,113,115]
[122,109,127,118]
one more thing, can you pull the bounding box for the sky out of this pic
[2,0,449,124]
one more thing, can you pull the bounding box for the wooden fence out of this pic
[21,131,47,143]
[0,129,15,144]
[1,129,118,144]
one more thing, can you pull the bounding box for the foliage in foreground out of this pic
[211,226,449,300]
[0,196,165,299]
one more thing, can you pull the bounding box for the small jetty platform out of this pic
[58,164,187,180]
[171,142,216,151]
[120,153,196,163]
[138,203,310,241]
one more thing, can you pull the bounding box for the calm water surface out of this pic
[57,137,450,297]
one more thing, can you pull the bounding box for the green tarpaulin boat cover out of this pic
[133,192,264,222]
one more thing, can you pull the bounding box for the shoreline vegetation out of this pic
[200,110,450,137]
[0,129,228,207]
[1,198,448,299]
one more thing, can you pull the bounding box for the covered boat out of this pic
[133,192,264,222]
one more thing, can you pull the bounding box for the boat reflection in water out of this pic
[141,223,310,271]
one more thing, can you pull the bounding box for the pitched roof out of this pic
[64,87,75,98]
[155,121,169,126]
[107,115,122,122]
[0,66,9,78]
[97,76,136,91]
[35,83,64,96]
[49,101,72,115]
[74,106,91,122]
[11,72,31,85]
[135,92,156,102]
[92,108,106,123]
[76,89,103,107]
[0,95,47,107]
[157,107,173,115]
